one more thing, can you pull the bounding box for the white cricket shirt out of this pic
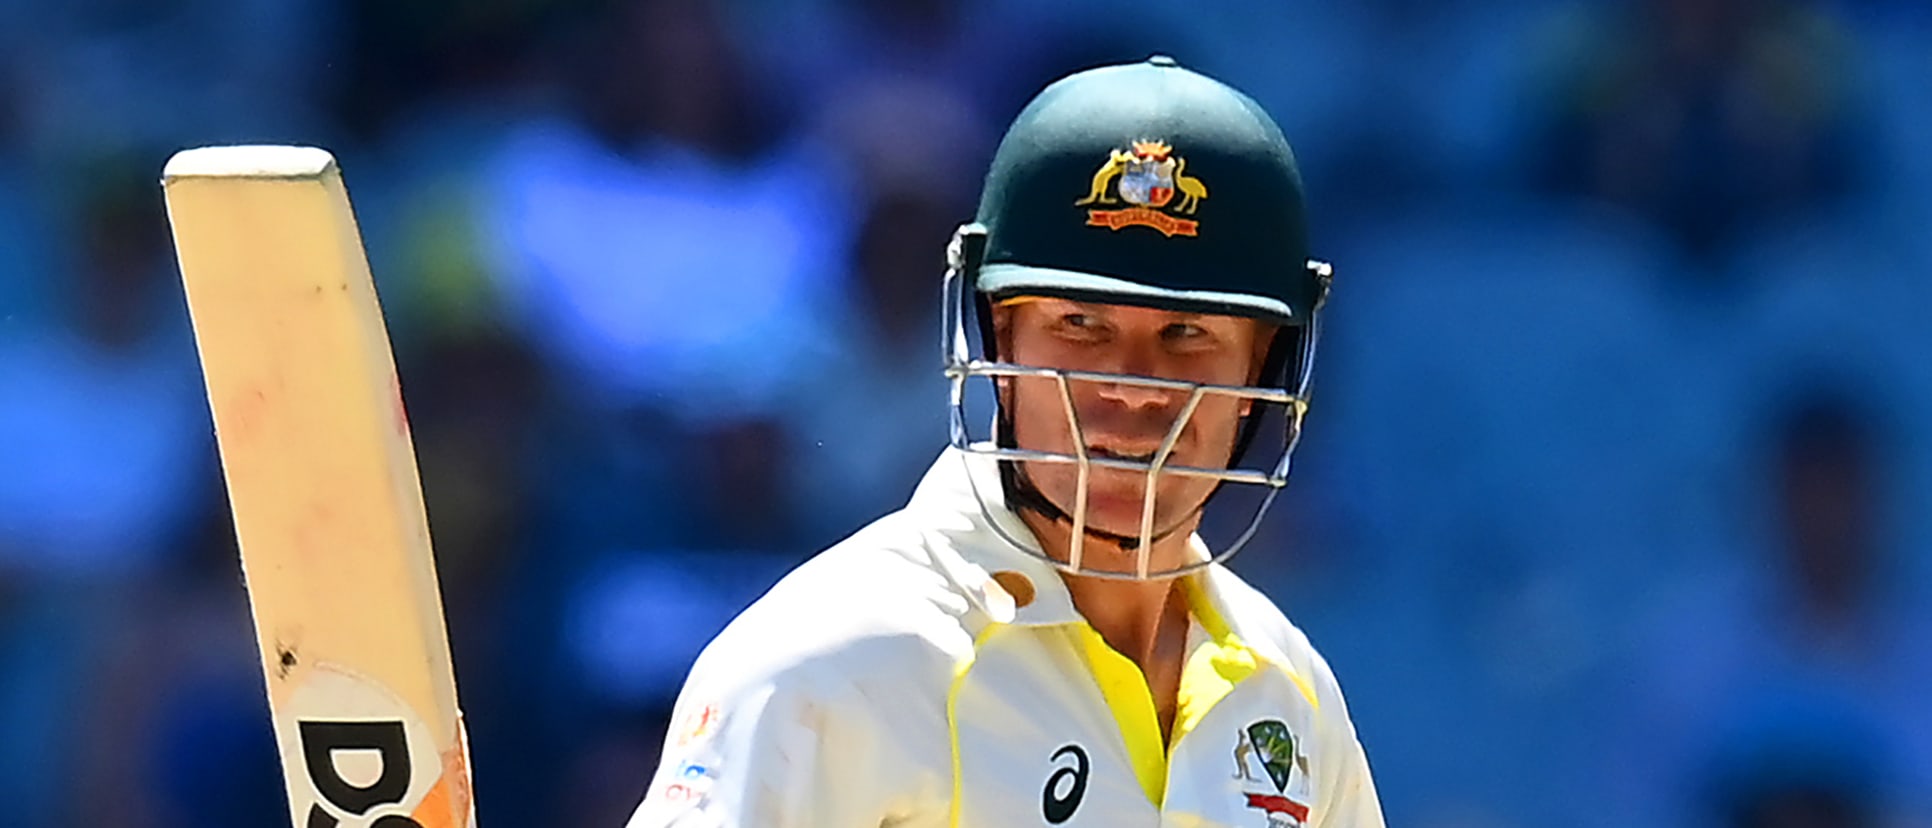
[627,448,1385,828]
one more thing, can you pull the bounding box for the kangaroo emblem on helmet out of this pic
[1074,149,1136,206]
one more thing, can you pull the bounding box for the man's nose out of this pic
[1095,380,1178,411]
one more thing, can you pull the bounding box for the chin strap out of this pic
[993,411,1192,553]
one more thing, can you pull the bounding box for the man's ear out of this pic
[990,304,1015,402]
[1247,322,1279,385]
[992,302,1017,359]
[1240,322,1280,415]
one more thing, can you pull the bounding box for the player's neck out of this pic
[1062,570,1192,742]
[1061,572,1189,664]
[1014,508,1199,661]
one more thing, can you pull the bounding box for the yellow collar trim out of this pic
[1171,576,1265,753]
[948,623,1003,828]
[1174,575,1313,717]
[1074,624,1169,807]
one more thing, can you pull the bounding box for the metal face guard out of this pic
[941,260,1319,580]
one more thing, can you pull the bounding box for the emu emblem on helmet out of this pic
[1074,140,1207,237]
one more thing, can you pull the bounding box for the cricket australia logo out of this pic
[1074,140,1207,237]
[1234,719,1313,827]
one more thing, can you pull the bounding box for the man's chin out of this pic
[1081,486,1144,510]
[1068,505,1191,548]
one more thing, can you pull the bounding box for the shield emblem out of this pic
[1245,720,1298,793]
[1118,158,1176,208]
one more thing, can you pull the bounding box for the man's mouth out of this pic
[1087,446,1158,464]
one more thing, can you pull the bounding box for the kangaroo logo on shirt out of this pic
[1237,720,1312,826]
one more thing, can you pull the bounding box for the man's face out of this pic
[994,297,1271,542]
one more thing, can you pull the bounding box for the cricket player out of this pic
[627,56,1384,827]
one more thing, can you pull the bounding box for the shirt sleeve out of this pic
[1313,664,1387,828]
[625,669,885,828]
[1315,727,1386,828]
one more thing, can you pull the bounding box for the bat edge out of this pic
[163,145,339,182]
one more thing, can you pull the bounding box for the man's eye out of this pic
[1165,323,1207,340]
[1054,313,1110,342]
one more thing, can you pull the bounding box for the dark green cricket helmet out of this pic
[963,54,1329,326]
[941,55,1333,580]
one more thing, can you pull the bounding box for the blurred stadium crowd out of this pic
[0,0,1927,825]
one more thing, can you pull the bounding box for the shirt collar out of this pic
[908,447,1084,626]
[908,448,1233,631]
[904,450,1316,703]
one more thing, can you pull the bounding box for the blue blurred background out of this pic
[0,0,1928,825]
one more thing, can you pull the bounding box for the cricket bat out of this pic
[163,145,478,828]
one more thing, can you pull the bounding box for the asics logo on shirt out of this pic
[1041,744,1090,824]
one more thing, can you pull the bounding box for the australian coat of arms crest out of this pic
[1074,140,1207,237]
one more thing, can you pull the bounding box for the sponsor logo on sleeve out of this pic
[654,758,719,808]
[652,714,726,814]
[673,703,723,748]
